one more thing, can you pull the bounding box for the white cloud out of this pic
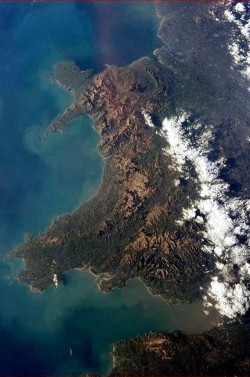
[161,114,250,318]
[53,273,59,287]
[208,278,250,318]
[235,3,245,13]
[142,109,155,128]
[223,3,250,83]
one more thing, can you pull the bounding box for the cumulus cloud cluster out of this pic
[161,114,250,318]
[223,3,250,84]
[142,109,155,128]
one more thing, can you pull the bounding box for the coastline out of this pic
[8,53,216,305]
[8,0,250,330]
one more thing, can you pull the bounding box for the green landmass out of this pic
[8,2,250,304]
[7,3,250,375]
[10,57,211,303]
[109,322,250,376]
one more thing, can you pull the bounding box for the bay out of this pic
[0,2,216,376]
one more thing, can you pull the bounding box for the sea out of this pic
[0,2,217,376]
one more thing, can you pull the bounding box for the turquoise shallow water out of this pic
[0,2,216,376]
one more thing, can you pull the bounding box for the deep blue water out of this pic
[0,3,215,376]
